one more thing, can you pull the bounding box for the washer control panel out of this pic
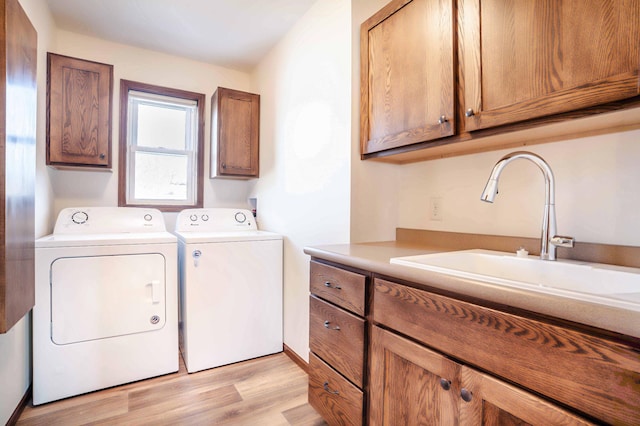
[53,207,167,234]
[176,208,257,232]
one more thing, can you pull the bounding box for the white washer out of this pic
[34,207,178,405]
[176,208,283,373]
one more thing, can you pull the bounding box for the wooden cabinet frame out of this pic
[46,53,113,168]
[361,0,640,163]
[360,0,456,155]
[210,87,260,179]
[1,0,37,333]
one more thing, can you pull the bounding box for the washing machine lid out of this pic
[175,230,281,243]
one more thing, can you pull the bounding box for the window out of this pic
[119,80,205,211]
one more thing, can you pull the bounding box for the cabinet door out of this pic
[459,367,594,426]
[361,0,455,155]
[369,326,460,425]
[460,0,640,132]
[47,53,113,167]
[211,87,260,178]
[1,0,37,333]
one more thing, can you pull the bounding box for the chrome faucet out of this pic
[480,151,574,260]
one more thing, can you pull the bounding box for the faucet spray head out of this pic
[480,178,498,203]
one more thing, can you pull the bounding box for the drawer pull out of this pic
[323,381,340,395]
[324,281,342,290]
[323,320,341,331]
[439,378,451,391]
[461,388,473,402]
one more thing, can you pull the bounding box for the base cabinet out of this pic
[370,326,593,426]
[373,278,640,424]
[308,261,367,426]
[308,257,640,425]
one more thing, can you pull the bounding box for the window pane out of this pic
[136,103,187,150]
[134,151,189,201]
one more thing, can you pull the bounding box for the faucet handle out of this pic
[550,235,574,248]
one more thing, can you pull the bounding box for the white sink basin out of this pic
[390,249,640,311]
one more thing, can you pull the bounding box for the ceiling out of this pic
[46,0,319,72]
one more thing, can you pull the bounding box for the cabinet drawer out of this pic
[309,296,365,387]
[309,352,363,426]
[310,261,365,315]
[373,278,640,425]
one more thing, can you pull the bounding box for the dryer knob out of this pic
[235,212,247,223]
[71,211,89,224]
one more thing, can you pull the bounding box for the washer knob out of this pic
[71,211,88,224]
[202,214,209,221]
[189,214,198,222]
[144,213,153,222]
[235,212,247,223]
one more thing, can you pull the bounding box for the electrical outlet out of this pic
[430,197,443,221]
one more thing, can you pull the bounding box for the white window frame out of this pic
[119,80,205,211]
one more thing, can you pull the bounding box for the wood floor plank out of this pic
[16,394,128,426]
[282,403,330,426]
[17,353,326,425]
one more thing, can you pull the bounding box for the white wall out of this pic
[250,0,352,361]
[350,0,400,243]
[1,1,56,423]
[48,30,256,230]
[397,129,640,247]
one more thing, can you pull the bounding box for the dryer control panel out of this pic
[175,208,257,232]
[53,207,167,234]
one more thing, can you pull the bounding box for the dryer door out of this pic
[50,253,166,345]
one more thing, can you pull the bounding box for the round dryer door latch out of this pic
[150,315,160,324]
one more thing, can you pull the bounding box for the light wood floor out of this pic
[17,352,327,425]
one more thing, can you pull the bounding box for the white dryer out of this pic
[34,207,178,405]
[176,208,283,373]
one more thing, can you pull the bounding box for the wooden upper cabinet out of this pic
[361,0,455,155]
[460,0,640,132]
[47,53,113,168]
[210,87,260,179]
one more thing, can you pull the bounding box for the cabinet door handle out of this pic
[465,108,475,117]
[324,281,341,290]
[323,381,340,395]
[323,320,340,331]
[439,378,451,391]
[461,388,473,402]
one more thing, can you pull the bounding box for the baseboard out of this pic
[7,385,30,426]
[283,344,308,374]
